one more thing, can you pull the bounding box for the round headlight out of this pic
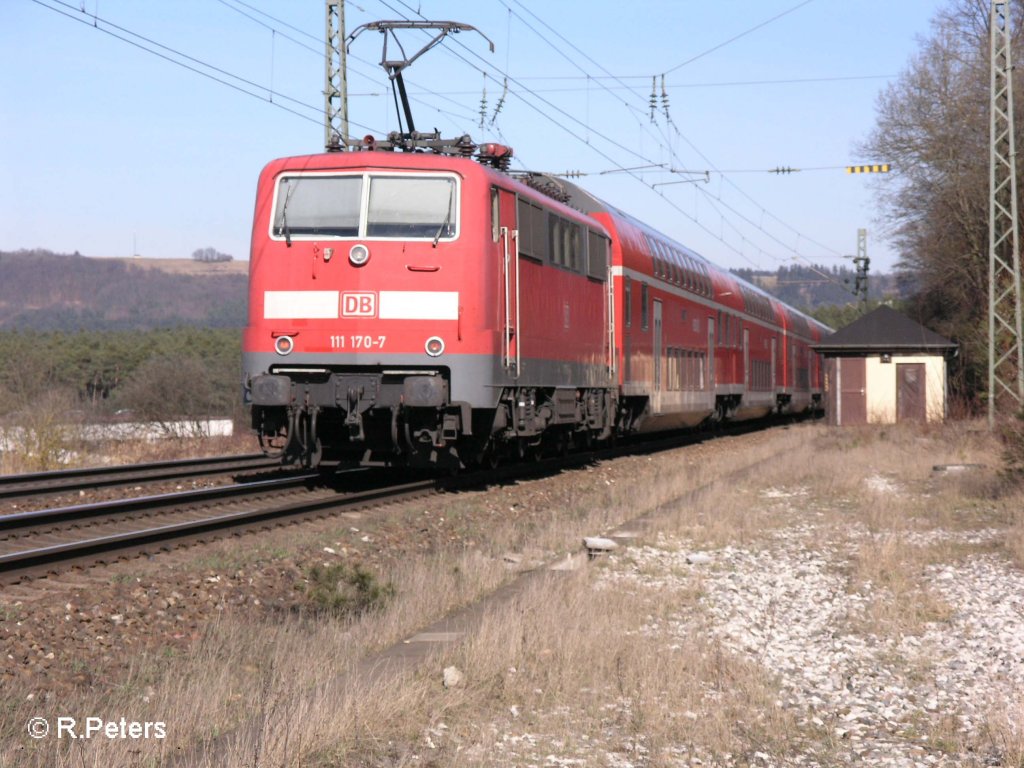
[425,336,445,357]
[274,335,294,356]
[349,243,370,266]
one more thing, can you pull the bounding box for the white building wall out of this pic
[864,354,947,424]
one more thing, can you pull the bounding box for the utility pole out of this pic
[325,1,348,150]
[988,0,1024,425]
[853,228,869,314]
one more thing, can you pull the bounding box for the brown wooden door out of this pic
[839,357,867,426]
[897,363,926,423]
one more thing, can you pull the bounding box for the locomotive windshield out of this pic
[271,173,458,242]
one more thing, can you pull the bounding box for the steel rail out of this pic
[0,476,437,580]
[0,472,323,534]
[0,416,810,583]
[0,454,281,501]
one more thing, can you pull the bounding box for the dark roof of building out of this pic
[814,305,957,354]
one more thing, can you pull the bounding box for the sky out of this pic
[1,0,950,276]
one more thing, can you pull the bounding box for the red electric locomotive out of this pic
[242,136,828,469]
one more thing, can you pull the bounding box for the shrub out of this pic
[301,563,395,618]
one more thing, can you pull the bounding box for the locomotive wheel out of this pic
[478,442,501,470]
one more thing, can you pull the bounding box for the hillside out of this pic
[0,250,248,330]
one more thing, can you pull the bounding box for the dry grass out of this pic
[0,431,254,475]
[6,420,1024,766]
[3,429,787,767]
[400,568,806,767]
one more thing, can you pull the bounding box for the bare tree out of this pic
[191,247,233,263]
[117,356,220,437]
[861,0,1024,405]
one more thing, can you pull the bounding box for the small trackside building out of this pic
[813,305,958,426]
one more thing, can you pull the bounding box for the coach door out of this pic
[743,327,750,390]
[653,300,663,409]
[497,188,519,377]
[707,317,716,390]
[771,337,777,391]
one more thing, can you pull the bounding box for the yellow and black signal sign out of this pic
[846,164,890,174]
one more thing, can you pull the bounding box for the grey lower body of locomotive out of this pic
[243,350,618,469]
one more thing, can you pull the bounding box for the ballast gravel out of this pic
[592,523,1024,766]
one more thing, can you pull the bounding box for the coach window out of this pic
[641,282,649,330]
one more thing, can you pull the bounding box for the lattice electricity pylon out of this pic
[853,228,870,314]
[324,1,348,150]
[988,1,1024,425]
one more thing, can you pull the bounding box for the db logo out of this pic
[341,292,376,317]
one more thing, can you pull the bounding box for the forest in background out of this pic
[0,327,243,422]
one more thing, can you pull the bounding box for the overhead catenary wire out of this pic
[389,0,849,275]
[36,0,855,280]
[662,0,817,75]
[29,0,379,134]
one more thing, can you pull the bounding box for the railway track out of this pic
[0,466,443,584]
[0,453,282,503]
[0,417,801,585]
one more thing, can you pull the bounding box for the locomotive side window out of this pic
[550,215,582,272]
[517,198,548,262]
[367,176,456,238]
[273,175,361,238]
[586,230,609,280]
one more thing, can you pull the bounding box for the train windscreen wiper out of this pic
[432,184,454,248]
[278,181,297,247]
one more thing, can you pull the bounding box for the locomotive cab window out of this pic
[270,172,459,242]
[273,175,361,238]
[366,176,456,238]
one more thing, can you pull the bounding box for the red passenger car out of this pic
[242,138,828,469]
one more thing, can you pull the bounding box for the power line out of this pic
[36,0,853,281]
[506,73,894,86]
[434,1,848,273]
[30,0,353,129]
[346,0,849,277]
[663,0,817,74]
